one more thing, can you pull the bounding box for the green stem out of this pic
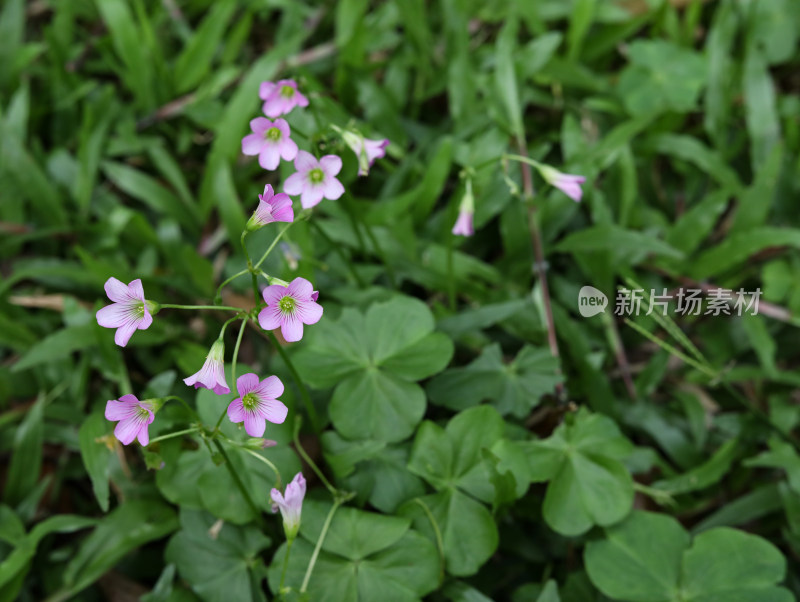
[413,498,445,584]
[241,232,261,303]
[504,153,543,171]
[218,315,241,339]
[212,439,267,529]
[162,396,202,423]
[255,221,298,270]
[309,220,365,287]
[446,222,456,310]
[300,499,342,593]
[161,304,242,311]
[293,416,336,496]
[279,537,294,596]
[147,427,200,446]
[215,269,250,301]
[215,317,248,429]
[268,331,321,432]
[240,446,283,487]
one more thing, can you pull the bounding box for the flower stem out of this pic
[147,427,200,445]
[241,232,261,303]
[292,416,336,496]
[215,317,248,429]
[300,499,342,594]
[161,303,243,311]
[255,221,298,270]
[215,269,250,302]
[212,439,267,529]
[239,446,282,487]
[267,331,321,431]
[279,537,294,595]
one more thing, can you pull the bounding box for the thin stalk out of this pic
[212,439,267,530]
[240,447,282,487]
[147,427,200,445]
[293,417,336,496]
[255,221,298,269]
[241,232,261,302]
[309,220,365,287]
[215,317,248,429]
[215,269,250,301]
[161,303,242,311]
[300,499,342,593]
[269,331,321,432]
[279,538,294,595]
[162,395,202,423]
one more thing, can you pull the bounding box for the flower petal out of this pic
[244,412,266,437]
[258,146,281,170]
[286,277,314,300]
[319,155,342,176]
[262,284,288,306]
[283,172,305,196]
[114,418,140,445]
[105,399,135,421]
[260,184,275,201]
[279,138,298,161]
[96,302,130,329]
[242,133,264,156]
[258,305,283,331]
[236,373,261,397]
[114,319,140,347]
[104,277,130,303]
[227,398,246,423]
[294,150,318,173]
[137,425,150,446]
[254,375,284,401]
[296,299,323,325]
[259,81,276,100]
[127,279,145,302]
[281,314,304,342]
[300,187,324,209]
[258,398,288,424]
[322,176,344,200]
[250,117,271,134]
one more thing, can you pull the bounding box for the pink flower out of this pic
[183,339,229,395]
[452,210,474,236]
[105,394,155,446]
[96,278,154,347]
[452,180,475,237]
[258,277,323,342]
[538,165,586,202]
[341,131,389,176]
[271,472,306,540]
[259,79,309,118]
[246,185,294,232]
[241,117,298,170]
[283,151,344,209]
[227,373,288,437]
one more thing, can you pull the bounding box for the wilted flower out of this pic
[227,373,288,437]
[452,180,475,237]
[241,117,298,170]
[271,472,306,540]
[183,339,229,395]
[284,151,344,209]
[258,277,323,342]
[340,130,389,176]
[96,278,155,347]
[537,164,586,202]
[246,185,294,232]
[259,79,309,118]
[105,394,155,446]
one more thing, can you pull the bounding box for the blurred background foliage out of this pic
[2,0,800,600]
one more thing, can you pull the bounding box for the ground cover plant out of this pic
[2,0,800,600]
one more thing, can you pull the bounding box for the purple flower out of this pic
[259,79,309,118]
[283,151,344,209]
[538,165,586,202]
[258,277,323,342]
[246,185,294,232]
[241,117,298,170]
[183,339,229,395]
[452,210,474,236]
[96,278,154,347]
[271,472,306,540]
[341,131,389,176]
[105,394,155,446]
[227,373,288,437]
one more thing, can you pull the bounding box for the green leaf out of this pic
[653,438,739,496]
[427,343,561,418]
[585,511,793,602]
[78,413,112,512]
[743,42,781,171]
[174,3,237,93]
[556,225,683,263]
[3,395,44,506]
[495,18,524,141]
[267,501,439,601]
[617,40,706,116]
[689,227,800,279]
[58,500,178,599]
[528,408,634,536]
[746,438,800,495]
[12,323,98,372]
[165,508,270,602]
[295,296,453,442]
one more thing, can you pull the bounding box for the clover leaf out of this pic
[267,501,439,602]
[427,343,561,417]
[293,296,453,442]
[585,511,793,602]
